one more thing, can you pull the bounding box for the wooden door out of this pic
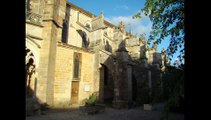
[71,81,79,104]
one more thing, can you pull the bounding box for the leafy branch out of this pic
[133,0,184,62]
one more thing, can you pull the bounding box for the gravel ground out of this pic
[26,104,184,120]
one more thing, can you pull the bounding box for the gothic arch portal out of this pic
[99,63,114,103]
[26,48,37,98]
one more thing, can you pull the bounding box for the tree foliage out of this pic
[161,65,184,120]
[85,93,97,106]
[133,1,185,119]
[133,0,184,62]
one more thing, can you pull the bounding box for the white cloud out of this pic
[105,13,152,37]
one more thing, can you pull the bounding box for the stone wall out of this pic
[78,12,92,26]
[53,0,66,27]
[26,24,43,39]
[68,25,83,47]
[104,27,114,39]
[133,65,149,104]
[127,46,140,60]
[89,29,104,48]
[26,0,167,109]
[67,8,92,48]
[92,15,105,31]
[69,8,78,26]
[43,0,54,20]
[36,21,53,103]
[34,0,66,105]
[54,45,72,107]
[53,44,95,107]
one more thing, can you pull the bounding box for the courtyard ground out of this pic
[26,103,184,120]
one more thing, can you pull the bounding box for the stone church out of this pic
[26,0,170,109]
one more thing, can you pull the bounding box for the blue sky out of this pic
[68,0,182,64]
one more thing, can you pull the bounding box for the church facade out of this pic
[26,0,170,108]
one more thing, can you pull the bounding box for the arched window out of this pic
[61,4,70,43]
[61,20,68,43]
[85,23,91,29]
[73,52,81,79]
[104,31,108,36]
[104,65,108,85]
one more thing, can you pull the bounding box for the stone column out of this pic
[127,65,132,101]
[148,70,152,89]
[77,11,80,22]
[33,74,38,99]
[112,46,133,108]
[148,70,152,101]
[160,73,163,95]
[98,64,104,103]
[113,60,119,101]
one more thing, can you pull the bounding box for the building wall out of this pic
[68,7,92,47]
[68,9,82,47]
[104,27,114,39]
[53,44,95,106]
[127,46,140,59]
[78,12,92,26]
[26,0,66,105]
[26,0,167,108]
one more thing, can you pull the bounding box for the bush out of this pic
[85,93,97,106]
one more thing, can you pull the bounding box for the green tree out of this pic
[133,0,184,62]
[161,65,184,120]
[133,1,184,119]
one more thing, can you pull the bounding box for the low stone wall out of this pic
[79,104,106,115]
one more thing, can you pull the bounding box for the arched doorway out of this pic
[99,64,114,104]
[26,48,37,98]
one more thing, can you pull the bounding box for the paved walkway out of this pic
[26,104,184,120]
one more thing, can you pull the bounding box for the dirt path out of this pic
[26,105,184,120]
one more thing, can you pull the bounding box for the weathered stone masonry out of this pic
[26,0,170,111]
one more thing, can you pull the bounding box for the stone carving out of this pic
[165,57,171,66]
[25,1,170,109]
[139,34,147,46]
[95,39,101,45]
[161,48,166,55]
[85,23,91,29]
[104,31,108,36]
[101,10,104,17]
[140,33,145,40]
[135,33,138,38]
[152,43,157,51]
[26,57,36,98]
[118,21,125,33]
[105,40,112,53]
[26,11,42,25]
[26,0,43,25]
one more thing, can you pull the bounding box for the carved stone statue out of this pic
[101,10,104,17]
[118,21,125,33]
[140,33,147,45]
[92,14,95,19]
[161,48,166,55]
[135,33,138,37]
[152,43,157,51]
[140,33,145,40]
